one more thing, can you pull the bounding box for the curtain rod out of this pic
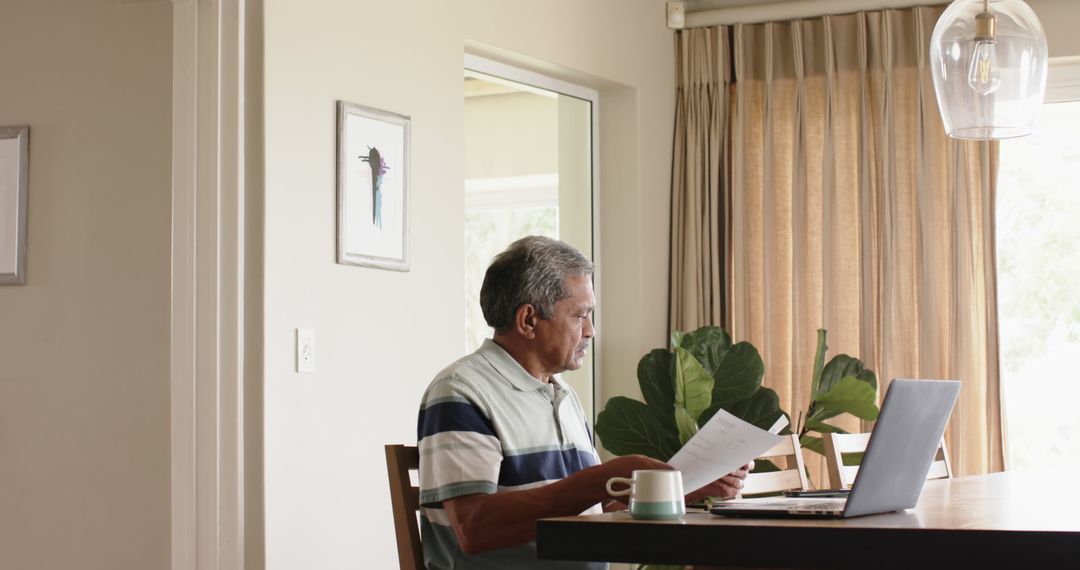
[668,0,947,28]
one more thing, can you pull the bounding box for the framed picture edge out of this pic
[0,125,29,285]
[335,100,411,272]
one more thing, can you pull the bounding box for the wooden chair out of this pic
[741,434,810,496]
[385,444,423,570]
[823,432,952,489]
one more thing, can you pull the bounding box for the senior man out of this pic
[417,236,750,569]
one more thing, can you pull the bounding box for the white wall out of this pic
[263,2,465,569]
[262,0,674,567]
[0,2,172,569]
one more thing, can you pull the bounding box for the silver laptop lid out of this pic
[844,379,961,517]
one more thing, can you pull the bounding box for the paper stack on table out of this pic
[668,410,789,493]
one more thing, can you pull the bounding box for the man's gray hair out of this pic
[480,236,594,334]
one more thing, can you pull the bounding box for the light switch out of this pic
[296,328,315,373]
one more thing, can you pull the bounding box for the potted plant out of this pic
[595,327,879,475]
[596,326,785,461]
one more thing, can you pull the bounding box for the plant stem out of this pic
[810,329,828,397]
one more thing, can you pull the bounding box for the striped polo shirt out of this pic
[416,339,606,570]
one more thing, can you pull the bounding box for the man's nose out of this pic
[584,316,595,338]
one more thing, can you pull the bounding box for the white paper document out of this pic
[668,411,789,493]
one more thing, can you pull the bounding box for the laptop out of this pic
[710,379,961,518]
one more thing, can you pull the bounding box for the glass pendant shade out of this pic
[930,0,1047,139]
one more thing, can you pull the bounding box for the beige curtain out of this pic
[670,27,731,331]
[671,6,1004,477]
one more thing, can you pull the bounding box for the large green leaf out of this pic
[855,368,878,392]
[800,434,825,456]
[595,397,679,460]
[817,354,855,397]
[637,349,675,419]
[805,419,848,434]
[806,403,842,425]
[751,459,780,473]
[674,347,713,421]
[813,376,880,421]
[817,354,878,397]
[709,342,764,408]
[842,452,865,466]
[676,326,732,378]
[700,387,785,432]
[674,406,700,446]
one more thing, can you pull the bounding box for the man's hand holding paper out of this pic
[668,409,789,495]
[685,460,755,502]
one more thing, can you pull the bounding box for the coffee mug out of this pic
[605,469,686,520]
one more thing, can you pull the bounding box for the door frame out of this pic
[171,0,251,568]
[462,53,603,424]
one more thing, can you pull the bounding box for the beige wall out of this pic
[1028,0,1080,58]
[465,91,557,179]
[0,2,172,569]
[262,0,673,567]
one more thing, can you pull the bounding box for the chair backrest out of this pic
[741,434,810,496]
[385,444,423,570]
[823,432,952,489]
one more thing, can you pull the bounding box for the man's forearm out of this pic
[444,454,664,555]
[444,462,613,555]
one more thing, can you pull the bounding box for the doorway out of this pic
[462,55,599,420]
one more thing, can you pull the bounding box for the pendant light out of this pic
[930,0,1048,139]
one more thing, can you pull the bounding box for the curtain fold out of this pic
[670,5,1004,477]
[669,27,731,333]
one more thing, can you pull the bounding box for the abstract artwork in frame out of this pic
[336,101,410,271]
[0,126,29,285]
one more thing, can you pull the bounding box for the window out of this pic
[997,61,1080,471]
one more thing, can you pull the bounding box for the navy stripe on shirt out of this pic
[497,447,599,487]
[417,401,497,440]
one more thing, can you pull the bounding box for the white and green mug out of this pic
[605,469,686,520]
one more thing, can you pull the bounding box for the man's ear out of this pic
[514,304,539,339]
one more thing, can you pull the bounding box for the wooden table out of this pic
[537,472,1080,568]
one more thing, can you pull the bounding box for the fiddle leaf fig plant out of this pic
[595,326,880,465]
[596,326,786,462]
[796,329,880,456]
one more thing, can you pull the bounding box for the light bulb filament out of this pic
[968,40,1001,95]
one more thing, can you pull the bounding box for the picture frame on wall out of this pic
[336,101,410,271]
[0,125,29,285]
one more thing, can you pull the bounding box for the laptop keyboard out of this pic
[712,498,848,511]
[792,499,846,510]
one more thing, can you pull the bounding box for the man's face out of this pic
[533,274,596,377]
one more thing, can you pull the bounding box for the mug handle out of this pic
[605,477,633,497]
